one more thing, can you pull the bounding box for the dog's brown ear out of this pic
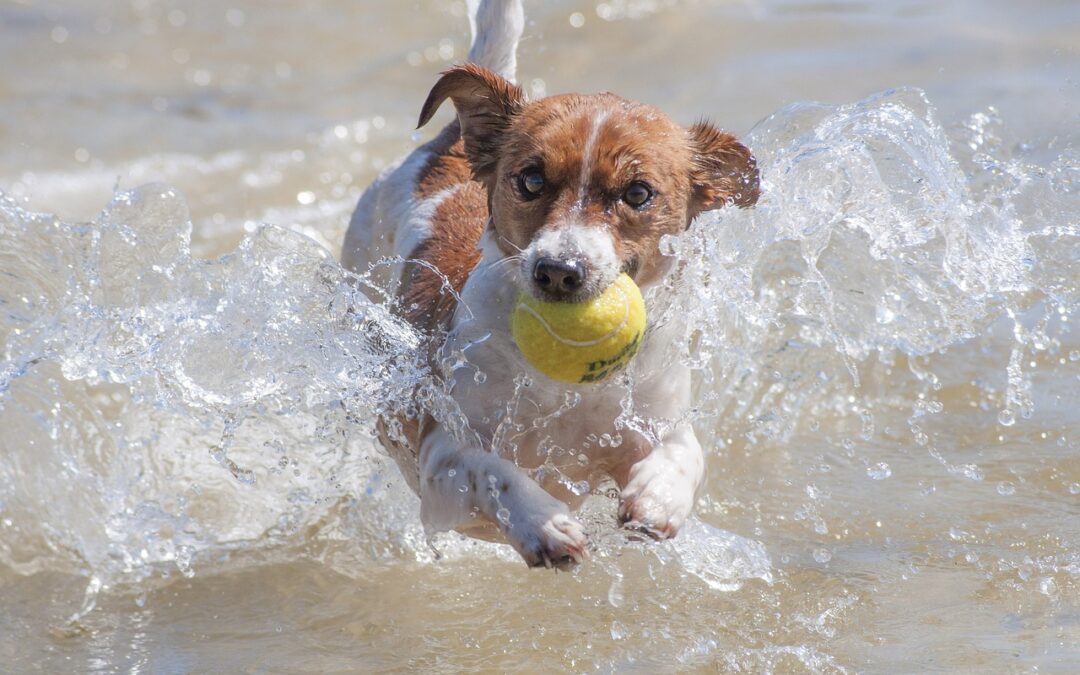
[687,121,760,219]
[418,63,526,178]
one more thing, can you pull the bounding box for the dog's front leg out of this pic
[617,424,705,539]
[419,425,588,569]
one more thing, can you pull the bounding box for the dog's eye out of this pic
[623,181,653,208]
[518,169,545,198]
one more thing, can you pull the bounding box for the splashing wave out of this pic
[0,87,1075,590]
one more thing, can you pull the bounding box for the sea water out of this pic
[1,0,1077,671]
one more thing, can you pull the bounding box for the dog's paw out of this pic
[618,461,696,540]
[507,510,588,570]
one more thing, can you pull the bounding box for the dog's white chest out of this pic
[446,268,627,454]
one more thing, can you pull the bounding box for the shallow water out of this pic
[2,0,1079,671]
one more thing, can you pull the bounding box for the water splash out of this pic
[0,87,1076,594]
[651,88,1077,447]
[0,184,429,583]
[668,518,772,591]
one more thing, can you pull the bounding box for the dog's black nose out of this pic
[533,257,586,298]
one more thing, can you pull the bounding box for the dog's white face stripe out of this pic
[575,111,609,211]
[511,112,620,299]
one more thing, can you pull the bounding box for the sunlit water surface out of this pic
[1,0,1078,671]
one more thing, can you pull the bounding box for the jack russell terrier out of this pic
[342,0,759,568]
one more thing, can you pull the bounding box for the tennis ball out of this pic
[510,273,646,384]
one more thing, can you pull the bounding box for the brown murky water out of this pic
[1,0,1079,672]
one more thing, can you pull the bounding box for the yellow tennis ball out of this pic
[510,273,646,384]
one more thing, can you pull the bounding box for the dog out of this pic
[342,0,759,568]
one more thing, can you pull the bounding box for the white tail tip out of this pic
[466,0,525,83]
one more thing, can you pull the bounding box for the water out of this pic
[2,0,1079,671]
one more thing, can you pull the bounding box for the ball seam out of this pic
[515,282,631,347]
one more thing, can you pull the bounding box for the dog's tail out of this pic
[466,0,524,83]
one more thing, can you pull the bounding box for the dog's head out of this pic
[418,64,759,302]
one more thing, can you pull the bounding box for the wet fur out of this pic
[342,0,758,568]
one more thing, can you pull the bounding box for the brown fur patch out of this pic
[378,126,490,495]
[417,64,526,179]
[399,179,486,335]
[415,124,475,202]
[485,94,698,286]
[463,91,760,289]
[410,67,759,312]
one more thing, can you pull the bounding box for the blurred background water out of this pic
[1,0,1078,671]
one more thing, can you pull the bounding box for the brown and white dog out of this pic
[342,0,758,568]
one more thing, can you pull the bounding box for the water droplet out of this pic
[997,409,1016,427]
[1038,577,1058,596]
[496,508,511,525]
[607,575,624,607]
[997,481,1016,496]
[610,621,628,641]
[867,462,892,480]
[813,548,832,563]
[957,464,984,481]
[174,545,196,578]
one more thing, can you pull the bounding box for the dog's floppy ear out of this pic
[418,63,526,178]
[687,121,760,219]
